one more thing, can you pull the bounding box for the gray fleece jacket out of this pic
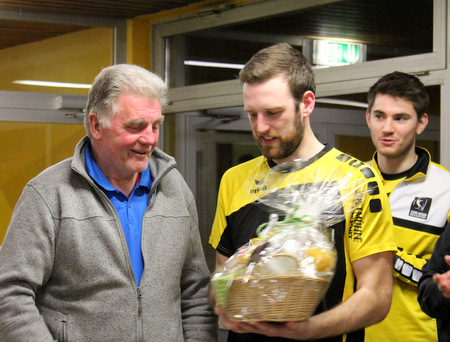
[0,136,217,342]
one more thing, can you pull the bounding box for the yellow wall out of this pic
[0,27,113,95]
[127,19,151,70]
[0,122,86,243]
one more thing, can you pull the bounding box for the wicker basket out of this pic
[225,274,330,322]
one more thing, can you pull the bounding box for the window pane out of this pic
[166,0,433,87]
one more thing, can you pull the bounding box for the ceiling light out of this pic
[13,80,92,89]
[184,60,244,69]
[316,98,368,108]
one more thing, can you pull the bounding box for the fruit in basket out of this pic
[306,247,336,272]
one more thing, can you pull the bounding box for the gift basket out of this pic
[211,160,369,322]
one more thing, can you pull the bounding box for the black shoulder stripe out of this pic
[369,198,382,213]
[393,217,444,236]
[360,167,375,179]
[367,181,379,195]
[336,153,352,162]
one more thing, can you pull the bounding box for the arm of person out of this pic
[216,252,229,267]
[215,251,394,340]
[209,252,229,307]
[0,185,56,341]
[418,258,450,318]
[432,255,450,298]
[418,226,450,319]
[180,194,218,342]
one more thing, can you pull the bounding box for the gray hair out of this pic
[83,64,168,137]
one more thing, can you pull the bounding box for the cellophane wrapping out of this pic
[211,160,371,322]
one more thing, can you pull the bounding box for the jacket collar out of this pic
[71,136,177,189]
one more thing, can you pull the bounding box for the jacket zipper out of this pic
[137,287,143,342]
[59,318,67,342]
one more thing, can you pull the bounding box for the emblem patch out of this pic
[409,197,432,219]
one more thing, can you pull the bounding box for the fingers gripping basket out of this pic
[226,274,330,322]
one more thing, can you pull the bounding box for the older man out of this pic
[0,64,216,341]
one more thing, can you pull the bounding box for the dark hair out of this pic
[239,43,316,105]
[367,71,429,118]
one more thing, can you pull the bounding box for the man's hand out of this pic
[213,302,250,333]
[214,302,313,340]
[432,255,450,298]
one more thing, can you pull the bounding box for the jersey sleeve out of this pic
[347,165,397,262]
[209,171,230,251]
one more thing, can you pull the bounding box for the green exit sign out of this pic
[313,40,366,66]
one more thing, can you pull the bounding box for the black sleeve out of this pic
[216,202,272,258]
[418,222,450,318]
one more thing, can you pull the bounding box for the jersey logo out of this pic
[250,177,267,194]
[409,197,432,220]
[255,177,265,186]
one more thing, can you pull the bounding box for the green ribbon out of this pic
[256,211,313,237]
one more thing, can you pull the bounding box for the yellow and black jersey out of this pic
[210,145,396,342]
[366,147,450,342]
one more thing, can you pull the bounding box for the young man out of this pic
[365,71,450,341]
[0,64,216,341]
[209,43,397,341]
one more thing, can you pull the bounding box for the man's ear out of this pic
[88,113,101,139]
[416,113,429,135]
[301,90,315,117]
[365,109,371,126]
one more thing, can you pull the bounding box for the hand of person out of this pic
[233,320,313,340]
[432,255,450,298]
[213,303,312,340]
[213,303,251,333]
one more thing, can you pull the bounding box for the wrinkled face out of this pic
[91,93,163,182]
[366,93,426,160]
[243,75,304,163]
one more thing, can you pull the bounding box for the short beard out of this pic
[256,111,304,161]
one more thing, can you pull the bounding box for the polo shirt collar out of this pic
[84,141,151,192]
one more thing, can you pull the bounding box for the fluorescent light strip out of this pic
[13,80,92,89]
[316,98,368,109]
[184,60,245,69]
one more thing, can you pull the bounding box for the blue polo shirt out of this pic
[84,143,151,286]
